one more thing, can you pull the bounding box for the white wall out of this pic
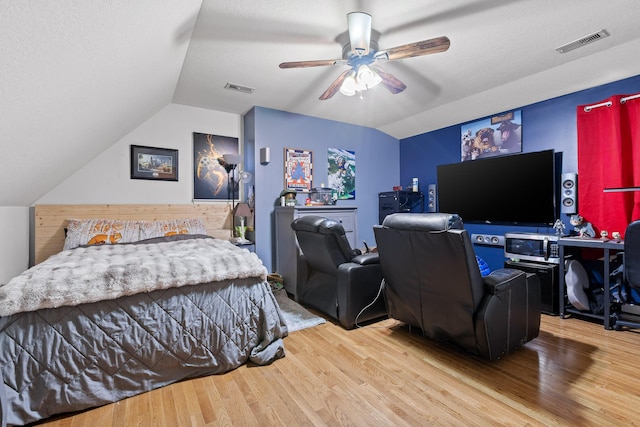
[38,104,241,204]
[0,104,241,280]
[0,206,29,283]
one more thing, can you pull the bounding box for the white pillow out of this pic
[565,259,590,311]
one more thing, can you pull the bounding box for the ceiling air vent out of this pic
[224,82,255,94]
[555,29,610,53]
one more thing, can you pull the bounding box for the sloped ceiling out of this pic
[3,0,640,206]
[1,0,202,206]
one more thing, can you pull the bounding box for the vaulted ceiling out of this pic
[3,0,640,206]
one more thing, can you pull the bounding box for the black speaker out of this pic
[560,172,577,214]
[505,260,559,315]
[427,184,437,212]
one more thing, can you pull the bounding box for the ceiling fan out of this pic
[279,12,450,100]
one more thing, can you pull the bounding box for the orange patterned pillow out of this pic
[63,219,142,250]
[138,218,208,240]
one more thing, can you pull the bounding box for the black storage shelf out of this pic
[378,191,424,224]
[563,306,605,323]
[504,260,559,315]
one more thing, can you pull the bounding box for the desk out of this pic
[558,236,624,329]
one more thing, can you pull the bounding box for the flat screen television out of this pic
[436,149,557,226]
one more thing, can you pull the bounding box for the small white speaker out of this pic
[260,147,270,164]
[427,184,437,212]
[560,172,577,214]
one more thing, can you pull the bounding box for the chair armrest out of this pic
[337,261,386,329]
[483,268,526,295]
[351,253,380,266]
[476,268,541,359]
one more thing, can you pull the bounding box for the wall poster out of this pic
[328,148,355,200]
[461,109,522,161]
[284,148,313,192]
[193,132,239,200]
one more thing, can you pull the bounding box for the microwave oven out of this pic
[504,232,560,264]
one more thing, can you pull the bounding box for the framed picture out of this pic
[284,148,313,192]
[461,109,522,161]
[193,132,239,200]
[130,145,178,181]
[328,148,355,200]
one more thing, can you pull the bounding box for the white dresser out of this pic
[274,206,358,298]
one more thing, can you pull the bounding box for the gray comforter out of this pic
[0,235,288,426]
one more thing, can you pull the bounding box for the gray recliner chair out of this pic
[373,212,541,360]
[291,215,387,329]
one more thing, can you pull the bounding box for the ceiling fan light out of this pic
[347,12,371,56]
[356,64,381,89]
[340,73,358,96]
[368,70,382,89]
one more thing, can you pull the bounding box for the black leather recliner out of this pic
[291,215,387,329]
[373,212,541,360]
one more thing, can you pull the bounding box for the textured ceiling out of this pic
[174,0,640,138]
[2,0,640,205]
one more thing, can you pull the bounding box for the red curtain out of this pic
[625,96,640,221]
[577,94,640,239]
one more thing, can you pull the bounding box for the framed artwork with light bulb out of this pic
[192,132,240,200]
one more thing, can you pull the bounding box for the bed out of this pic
[0,204,288,426]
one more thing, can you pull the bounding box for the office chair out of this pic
[612,219,640,329]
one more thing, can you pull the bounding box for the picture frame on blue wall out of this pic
[193,132,239,200]
[130,145,178,181]
[461,109,522,161]
[328,148,355,200]
[284,148,313,193]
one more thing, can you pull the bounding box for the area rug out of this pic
[273,288,326,332]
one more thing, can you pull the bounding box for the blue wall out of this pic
[400,73,640,271]
[246,107,400,272]
[245,74,640,275]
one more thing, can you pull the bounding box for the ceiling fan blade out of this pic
[378,36,450,61]
[319,69,352,100]
[373,68,407,94]
[347,12,372,55]
[279,59,346,69]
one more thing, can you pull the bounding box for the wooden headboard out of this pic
[34,204,231,265]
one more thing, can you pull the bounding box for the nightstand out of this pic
[232,241,255,252]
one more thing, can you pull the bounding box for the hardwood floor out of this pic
[36,314,640,426]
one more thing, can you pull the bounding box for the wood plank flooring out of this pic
[36,314,640,426]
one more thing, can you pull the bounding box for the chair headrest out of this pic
[625,219,640,287]
[291,215,346,237]
[381,213,464,231]
[626,220,640,240]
